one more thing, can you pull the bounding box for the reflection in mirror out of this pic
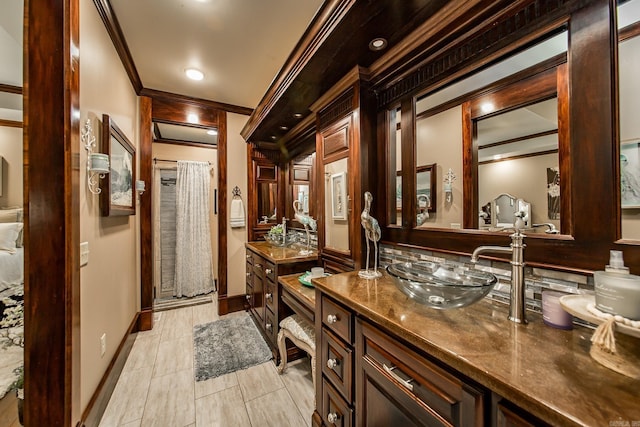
[619,0,640,239]
[414,29,567,234]
[416,164,436,226]
[490,193,531,228]
[477,97,560,233]
[388,107,402,226]
[325,158,349,252]
[152,121,218,147]
[293,184,309,214]
[257,182,277,224]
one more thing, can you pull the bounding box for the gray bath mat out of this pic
[193,313,272,381]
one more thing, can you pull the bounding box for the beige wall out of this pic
[416,106,463,229]
[0,126,22,207]
[152,143,219,283]
[79,0,140,412]
[227,113,248,297]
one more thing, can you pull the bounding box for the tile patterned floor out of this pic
[98,298,314,427]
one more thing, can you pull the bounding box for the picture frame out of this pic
[330,171,347,220]
[621,140,640,209]
[101,114,136,216]
[416,163,437,212]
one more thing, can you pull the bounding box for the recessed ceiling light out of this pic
[271,135,277,140]
[187,113,199,124]
[279,126,289,131]
[293,113,303,119]
[369,38,388,51]
[207,129,218,136]
[185,68,204,81]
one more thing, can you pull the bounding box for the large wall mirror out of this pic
[411,29,568,236]
[619,0,640,240]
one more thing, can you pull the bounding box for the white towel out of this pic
[230,198,245,228]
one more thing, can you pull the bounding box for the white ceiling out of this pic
[110,0,323,109]
[0,0,322,120]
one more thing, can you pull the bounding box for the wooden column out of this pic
[138,96,153,331]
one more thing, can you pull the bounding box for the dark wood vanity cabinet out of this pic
[245,245,317,360]
[315,292,486,427]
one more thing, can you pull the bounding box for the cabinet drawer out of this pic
[321,328,354,402]
[265,261,276,282]
[246,261,252,285]
[245,251,254,265]
[495,399,550,427]
[321,295,353,344]
[265,279,276,314]
[264,306,277,345]
[357,320,486,427]
[322,377,353,427]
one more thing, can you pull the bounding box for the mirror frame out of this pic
[377,0,621,273]
[417,163,437,213]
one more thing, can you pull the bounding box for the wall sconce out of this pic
[135,180,146,196]
[444,168,456,203]
[82,118,110,195]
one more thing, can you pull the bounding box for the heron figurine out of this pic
[359,191,382,279]
[293,200,316,255]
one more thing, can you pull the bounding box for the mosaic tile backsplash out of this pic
[379,243,595,327]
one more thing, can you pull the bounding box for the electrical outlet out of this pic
[100,333,106,357]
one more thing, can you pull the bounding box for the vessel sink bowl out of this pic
[264,232,297,247]
[386,261,497,309]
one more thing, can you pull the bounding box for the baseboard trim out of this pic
[218,294,246,315]
[80,312,139,427]
[137,308,154,332]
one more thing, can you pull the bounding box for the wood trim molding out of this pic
[141,88,252,116]
[91,0,143,93]
[153,138,218,149]
[240,0,357,140]
[139,96,154,331]
[217,110,228,316]
[219,294,247,315]
[80,313,139,427]
[619,20,640,42]
[0,83,22,94]
[0,119,22,128]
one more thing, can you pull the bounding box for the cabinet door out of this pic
[495,400,550,427]
[251,257,265,324]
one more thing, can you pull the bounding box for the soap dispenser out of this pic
[594,250,640,320]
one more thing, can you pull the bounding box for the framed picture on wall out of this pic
[101,114,136,216]
[331,171,347,220]
[621,140,640,209]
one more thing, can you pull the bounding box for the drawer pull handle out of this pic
[327,412,339,424]
[266,293,273,301]
[266,323,273,331]
[246,272,251,277]
[245,294,251,301]
[246,254,251,259]
[326,358,339,369]
[326,314,338,324]
[255,263,262,268]
[265,268,273,274]
[383,363,414,391]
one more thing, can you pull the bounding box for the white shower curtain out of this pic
[174,161,214,297]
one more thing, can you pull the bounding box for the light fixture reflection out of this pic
[185,68,204,81]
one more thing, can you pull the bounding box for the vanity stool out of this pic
[277,314,316,394]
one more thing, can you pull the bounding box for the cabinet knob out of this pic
[326,314,338,324]
[246,272,251,277]
[255,263,262,268]
[327,412,339,424]
[245,294,251,301]
[326,358,339,370]
[266,293,272,301]
[265,268,273,274]
[266,323,273,331]
[246,254,251,259]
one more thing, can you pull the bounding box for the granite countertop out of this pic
[312,270,640,427]
[245,241,319,264]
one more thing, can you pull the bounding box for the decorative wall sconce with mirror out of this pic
[101,114,136,216]
[82,118,110,195]
[490,193,531,229]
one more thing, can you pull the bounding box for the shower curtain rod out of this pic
[153,158,211,165]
